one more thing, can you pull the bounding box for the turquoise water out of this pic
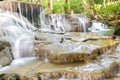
[94,29,114,36]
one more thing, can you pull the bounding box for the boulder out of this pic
[0,41,11,51]
[0,47,12,66]
[0,42,5,51]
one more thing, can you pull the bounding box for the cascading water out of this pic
[49,14,66,32]
[0,12,36,59]
[0,1,110,60]
[88,21,108,32]
[0,2,120,80]
[77,15,87,32]
[39,7,48,29]
[45,14,89,32]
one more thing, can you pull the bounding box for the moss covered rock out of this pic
[114,26,120,36]
[0,73,20,80]
[0,48,12,66]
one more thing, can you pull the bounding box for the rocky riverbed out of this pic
[0,32,120,80]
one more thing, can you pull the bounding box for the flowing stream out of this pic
[0,1,118,80]
[0,0,112,65]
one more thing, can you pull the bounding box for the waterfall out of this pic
[0,1,108,59]
[49,14,66,32]
[88,21,108,32]
[77,15,87,32]
[0,12,36,59]
[13,33,35,59]
[0,1,45,59]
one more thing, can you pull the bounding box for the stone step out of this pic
[35,32,120,64]
[34,59,120,80]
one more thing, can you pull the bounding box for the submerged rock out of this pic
[0,47,12,66]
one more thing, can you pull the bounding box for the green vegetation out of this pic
[20,0,120,14]
[20,0,120,27]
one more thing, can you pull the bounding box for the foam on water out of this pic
[0,57,39,72]
[88,21,108,32]
[0,12,36,59]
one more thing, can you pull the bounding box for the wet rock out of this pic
[0,47,12,66]
[45,14,91,32]
[34,32,64,44]
[0,1,43,27]
[0,42,5,51]
[35,32,120,64]
[0,73,20,80]
[34,59,120,80]
[108,76,120,80]
[36,41,118,64]
[0,45,120,80]
[0,41,11,51]
[0,73,38,80]
[114,26,120,36]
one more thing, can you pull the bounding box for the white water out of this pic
[40,14,67,32]
[68,14,88,32]
[13,33,35,59]
[44,14,89,32]
[0,2,119,79]
[77,15,87,32]
[0,1,110,59]
[0,57,39,72]
[0,12,36,59]
[0,11,109,59]
[88,21,108,32]
[49,14,66,32]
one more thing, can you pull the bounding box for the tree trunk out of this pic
[64,0,69,14]
[47,0,52,14]
[36,0,41,4]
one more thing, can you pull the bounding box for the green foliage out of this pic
[68,0,84,13]
[52,0,83,14]
[97,2,120,15]
[52,4,65,13]
[20,0,120,16]
[93,0,103,4]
